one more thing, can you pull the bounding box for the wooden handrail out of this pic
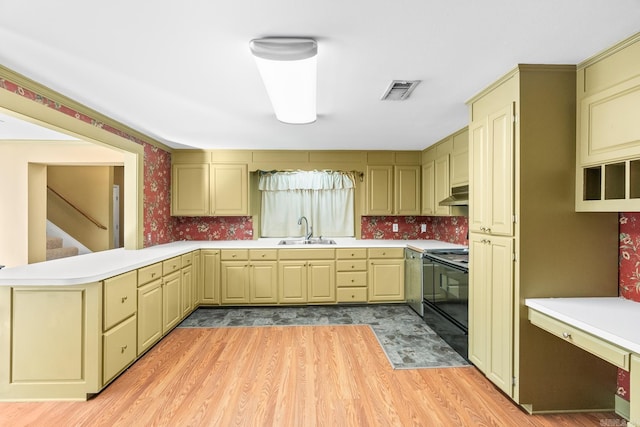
[47,186,108,230]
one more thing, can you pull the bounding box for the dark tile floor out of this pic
[179,304,470,369]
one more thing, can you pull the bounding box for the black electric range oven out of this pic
[422,248,469,359]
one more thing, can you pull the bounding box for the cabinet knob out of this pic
[261,254,265,258]
[562,332,572,339]
[121,345,127,353]
[232,254,236,258]
[151,272,156,277]
[121,296,128,303]
[351,279,355,282]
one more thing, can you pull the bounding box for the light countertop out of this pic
[525,297,640,355]
[0,239,464,286]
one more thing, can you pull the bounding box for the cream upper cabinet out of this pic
[365,165,420,215]
[171,163,209,216]
[466,65,619,412]
[171,155,249,217]
[421,161,436,215]
[469,103,514,236]
[434,154,450,216]
[210,164,248,216]
[450,128,469,187]
[576,32,640,211]
[394,165,421,215]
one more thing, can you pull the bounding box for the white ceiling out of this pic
[1,1,639,151]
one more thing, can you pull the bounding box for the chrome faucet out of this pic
[298,216,313,240]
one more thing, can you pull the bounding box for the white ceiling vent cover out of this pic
[380,80,420,100]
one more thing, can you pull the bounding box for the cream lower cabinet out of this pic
[221,250,250,304]
[162,272,182,334]
[200,249,220,304]
[279,249,336,304]
[181,253,193,317]
[249,250,278,304]
[367,248,404,302]
[336,248,368,303]
[468,233,514,396]
[137,278,163,355]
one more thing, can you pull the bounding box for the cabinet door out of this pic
[434,155,451,216]
[201,250,220,304]
[210,164,248,215]
[421,161,436,215]
[171,163,209,216]
[487,104,515,236]
[394,165,421,215]
[137,279,163,355]
[368,259,404,302]
[365,165,393,215]
[468,233,514,397]
[221,261,250,304]
[450,128,469,186]
[181,265,193,317]
[469,121,487,233]
[191,251,200,307]
[279,261,307,303]
[250,261,278,304]
[308,261,336,303]
[162,271,182,334]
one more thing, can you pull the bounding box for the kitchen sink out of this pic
[278,238,336,245]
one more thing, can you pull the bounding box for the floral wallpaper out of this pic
[617,212,640,402]
[144,143,173,245]
[173,217,253,240]
[361,216,469,245]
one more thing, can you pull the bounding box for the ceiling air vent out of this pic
[380,80,420,101]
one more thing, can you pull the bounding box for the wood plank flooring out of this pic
[0,325,625,426]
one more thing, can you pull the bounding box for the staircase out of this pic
[46,236,79,261]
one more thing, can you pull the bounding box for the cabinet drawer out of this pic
[368,247,404,259]
[337,272,367,287]
[103,314,137,385]
[337,287,367,303]
[138,262,162,286]
[104,271,137,331]
[163,257,182,275]
[278,248,335,260]
[529,309,630,370]
[336,248,367,259]
[181,252,193,267]
[250,249,277,261]
[221,249,249,261]
[336,260,367,272]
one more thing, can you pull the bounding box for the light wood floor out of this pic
[0,325,624,426]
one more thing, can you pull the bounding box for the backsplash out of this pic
[619,212,640,302]
[361,216,469,245]
[173,217,253,240]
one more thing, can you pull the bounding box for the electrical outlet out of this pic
[392,223,398,232]
[421,224,426,233]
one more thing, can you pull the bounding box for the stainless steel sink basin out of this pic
[278,238,336,245]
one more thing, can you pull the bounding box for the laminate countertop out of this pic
[0,239,464,286]
[526,297,640,355]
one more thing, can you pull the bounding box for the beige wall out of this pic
[0,140,124,267]
[47,165,113,252]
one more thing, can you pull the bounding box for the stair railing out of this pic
[47,186,108,230]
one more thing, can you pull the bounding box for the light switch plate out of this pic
[392,223,398,232]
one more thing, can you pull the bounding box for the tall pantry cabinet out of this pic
[467,65,619,412]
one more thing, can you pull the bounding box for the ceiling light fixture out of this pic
[249,37,317,124]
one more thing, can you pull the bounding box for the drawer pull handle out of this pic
[121,296,128,303]
[151,272,156,277]
[562,332,572,339]
[121,345,127,353]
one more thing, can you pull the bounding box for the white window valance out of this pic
[258,170,355,191]
[258,170,356,238]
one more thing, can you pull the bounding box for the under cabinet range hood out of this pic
[439,185,469,206]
